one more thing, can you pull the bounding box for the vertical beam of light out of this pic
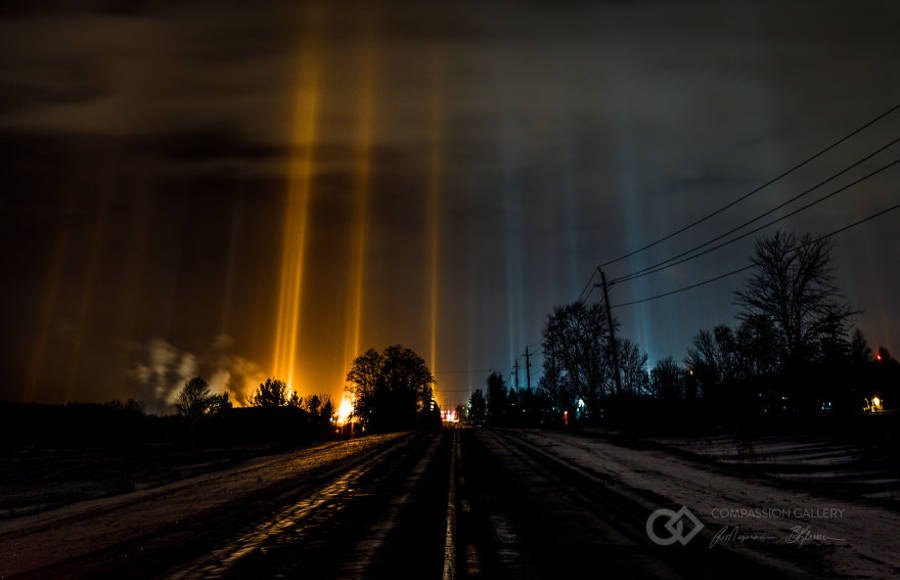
[560,130,580,298]
[118,181,151,320]
[617,135,656,359]
[492,57,526,376]
[24,230,68,402]
[502,129,525,373]
[64,190,110,401]
[220,192,242,335]
[466,189,476,398]
[343,43,375,382]
[273,58,319,390]
[428,56,444,397]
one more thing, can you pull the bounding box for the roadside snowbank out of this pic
[516,430,900,578]
[651,434,900,503]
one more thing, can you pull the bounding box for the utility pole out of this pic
[512,359,520,392]
[524,347,532,391]
[597,268,622,397]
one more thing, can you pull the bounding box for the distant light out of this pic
[876,352,883,362]
[336,393,354,426]
[872,397,882,409]
[688,369,694,376]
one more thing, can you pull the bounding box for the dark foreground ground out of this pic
[5,427,861,579]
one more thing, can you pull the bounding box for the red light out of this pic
[876,352,882,362]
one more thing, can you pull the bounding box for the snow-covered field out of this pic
[651,434,900,503]
[515,429,900,578]
[0,433,405,577]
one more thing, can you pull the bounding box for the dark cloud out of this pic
[0,61,106,114]
[149,126,288,162]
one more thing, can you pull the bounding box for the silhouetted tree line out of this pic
[469,231,899,433]
[1,375,347,452]
[4,344,445,450]
[175,377,232,419]
[345,345,441,432]
[470,371,548,427]
[675,232,896,422]
[167,375,339,442]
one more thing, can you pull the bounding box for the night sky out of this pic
[2,1,899,411]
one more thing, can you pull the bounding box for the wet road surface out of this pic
[12,428,810,579]
[168,432,449,579]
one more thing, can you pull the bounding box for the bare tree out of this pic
[735,314,782,378]
[540,301,612,412]
[619,338,650,396]
[651,357,684,400]
[175,377,213,418]
[540,315,571,413]
[686,325,740,397]
[849,328,873,366]
[735,231,853,367]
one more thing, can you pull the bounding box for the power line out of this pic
[611,265,754,309]
[576,268,597,302]
[582,283,597,302]
[518,257,599,368]
[612,153,900,284]
[613,138,900,283]
[611,200,900,309]
[503,102,900,381]
[599,101,900,268]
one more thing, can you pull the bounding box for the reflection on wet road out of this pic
[166,432,449,580]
